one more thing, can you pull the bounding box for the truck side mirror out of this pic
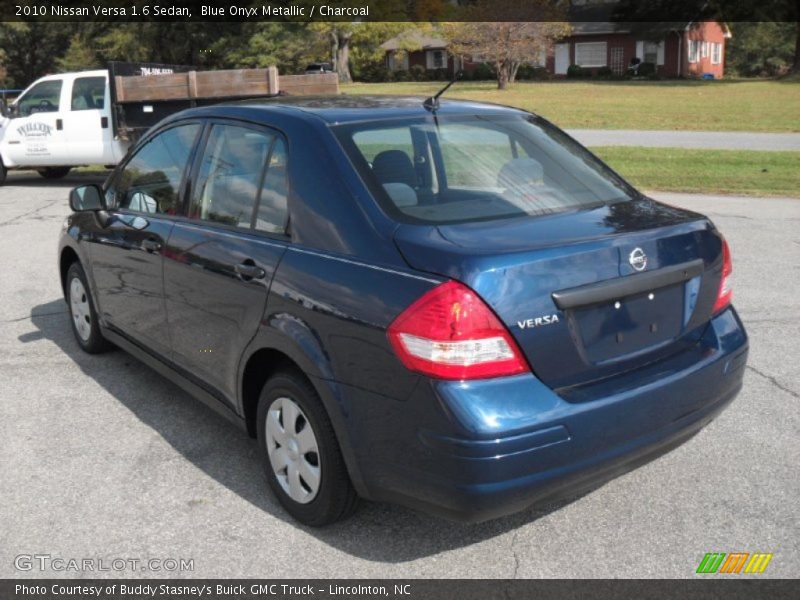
[0,101,7,118]
[69,184,106,212]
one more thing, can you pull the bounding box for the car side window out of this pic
[17,80,63,117]
[113,124,201,214]
[254,138,289,234]
[188,124,275,229]
[71,76,105,111]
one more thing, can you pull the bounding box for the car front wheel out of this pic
[66,262,113,354]
[257,370,358,526]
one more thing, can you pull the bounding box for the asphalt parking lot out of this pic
[0,171,798,579]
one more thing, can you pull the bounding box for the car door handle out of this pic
[141,238,162,252]
[235,262,266,281]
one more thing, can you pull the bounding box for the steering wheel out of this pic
[37,99,55,112]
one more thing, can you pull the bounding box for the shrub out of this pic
[394,69,411,82]
[515,65,550,81]
[596,66,614,79]
[515,64,535,80]
[637,62,656,77]
[567,64,587,78]
[432,68,448,81]
[530,66,551,80]
[409,64,427,81]
[471,63,495,81]
[357,63,393,83]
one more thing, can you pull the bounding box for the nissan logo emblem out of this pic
[629,248,647,271]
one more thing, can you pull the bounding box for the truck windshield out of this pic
[334,115,636,224]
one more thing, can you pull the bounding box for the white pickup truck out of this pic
[0,69,122,182]
[0,62,340,184]
[0,62,194,184]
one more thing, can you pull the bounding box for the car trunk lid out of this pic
[394,198,726,390]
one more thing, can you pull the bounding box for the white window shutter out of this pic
[426,51,434,70]
[657,41,665,65]
[636,41,644,60]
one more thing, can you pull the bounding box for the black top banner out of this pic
[0,0,798,22]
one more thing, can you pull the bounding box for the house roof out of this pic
[380,32,448,52]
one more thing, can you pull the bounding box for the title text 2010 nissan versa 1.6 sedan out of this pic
[58,96,748,526]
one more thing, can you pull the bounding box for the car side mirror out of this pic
[69,184,105,212]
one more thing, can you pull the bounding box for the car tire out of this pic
[65,262,113,354]
[38,167,72,179]
[257,370,359,526]
[0,157,6,185]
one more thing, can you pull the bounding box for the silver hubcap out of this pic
[69,277,92,342]
[265,397,321,504]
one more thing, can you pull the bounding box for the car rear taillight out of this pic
[713,238,733,314]
[387,281,529,380]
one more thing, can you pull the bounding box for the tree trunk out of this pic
[330,32,339,74]
[793,21,800,74]
[509,61,521,83]
[497,60,511,90]
[336,32,353,84]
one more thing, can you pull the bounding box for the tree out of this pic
[215,23,321,73]
[726,22,797,76]
[57,34,102,72]
[443,1,570,89]
[307,0,417,82]
[613,0,800,75]
[307,23,358,83]
[0,23,72,87]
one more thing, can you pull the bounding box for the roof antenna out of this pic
[423,70,463,112]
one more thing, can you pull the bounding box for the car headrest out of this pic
[372,150,416,187]
[497,157,545,190]
[382,182,418,208]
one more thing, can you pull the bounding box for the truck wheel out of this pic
[257,370,359,526]
[65,262,113,354]
[38,167,71,179]
[0,158,6,184]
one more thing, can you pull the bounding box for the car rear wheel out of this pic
[257,370,359,526]
[66,262,113,354]
[38,167,71,179]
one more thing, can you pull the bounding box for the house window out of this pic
[711,43,722,64]
[387,52,409,71]
[701,42,709,58]
[426,50,445,70]
[688,40,700,63]
[574,42,607,68]
[643,41,659,65]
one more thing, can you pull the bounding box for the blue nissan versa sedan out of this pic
[58,95,748,526]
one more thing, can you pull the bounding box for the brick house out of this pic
[380,32,466,76]
[381,21,730,79]
[549,21,730,78]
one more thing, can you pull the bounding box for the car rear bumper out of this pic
[336,306,748,522]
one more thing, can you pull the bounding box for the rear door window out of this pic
[254,137,289,234]
[188,124,271,228]
[71,76,106,111]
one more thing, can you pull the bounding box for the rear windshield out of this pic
[333,114,636,224]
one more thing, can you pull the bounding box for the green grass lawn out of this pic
[592,147,800,196]
[342,79,800,133]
